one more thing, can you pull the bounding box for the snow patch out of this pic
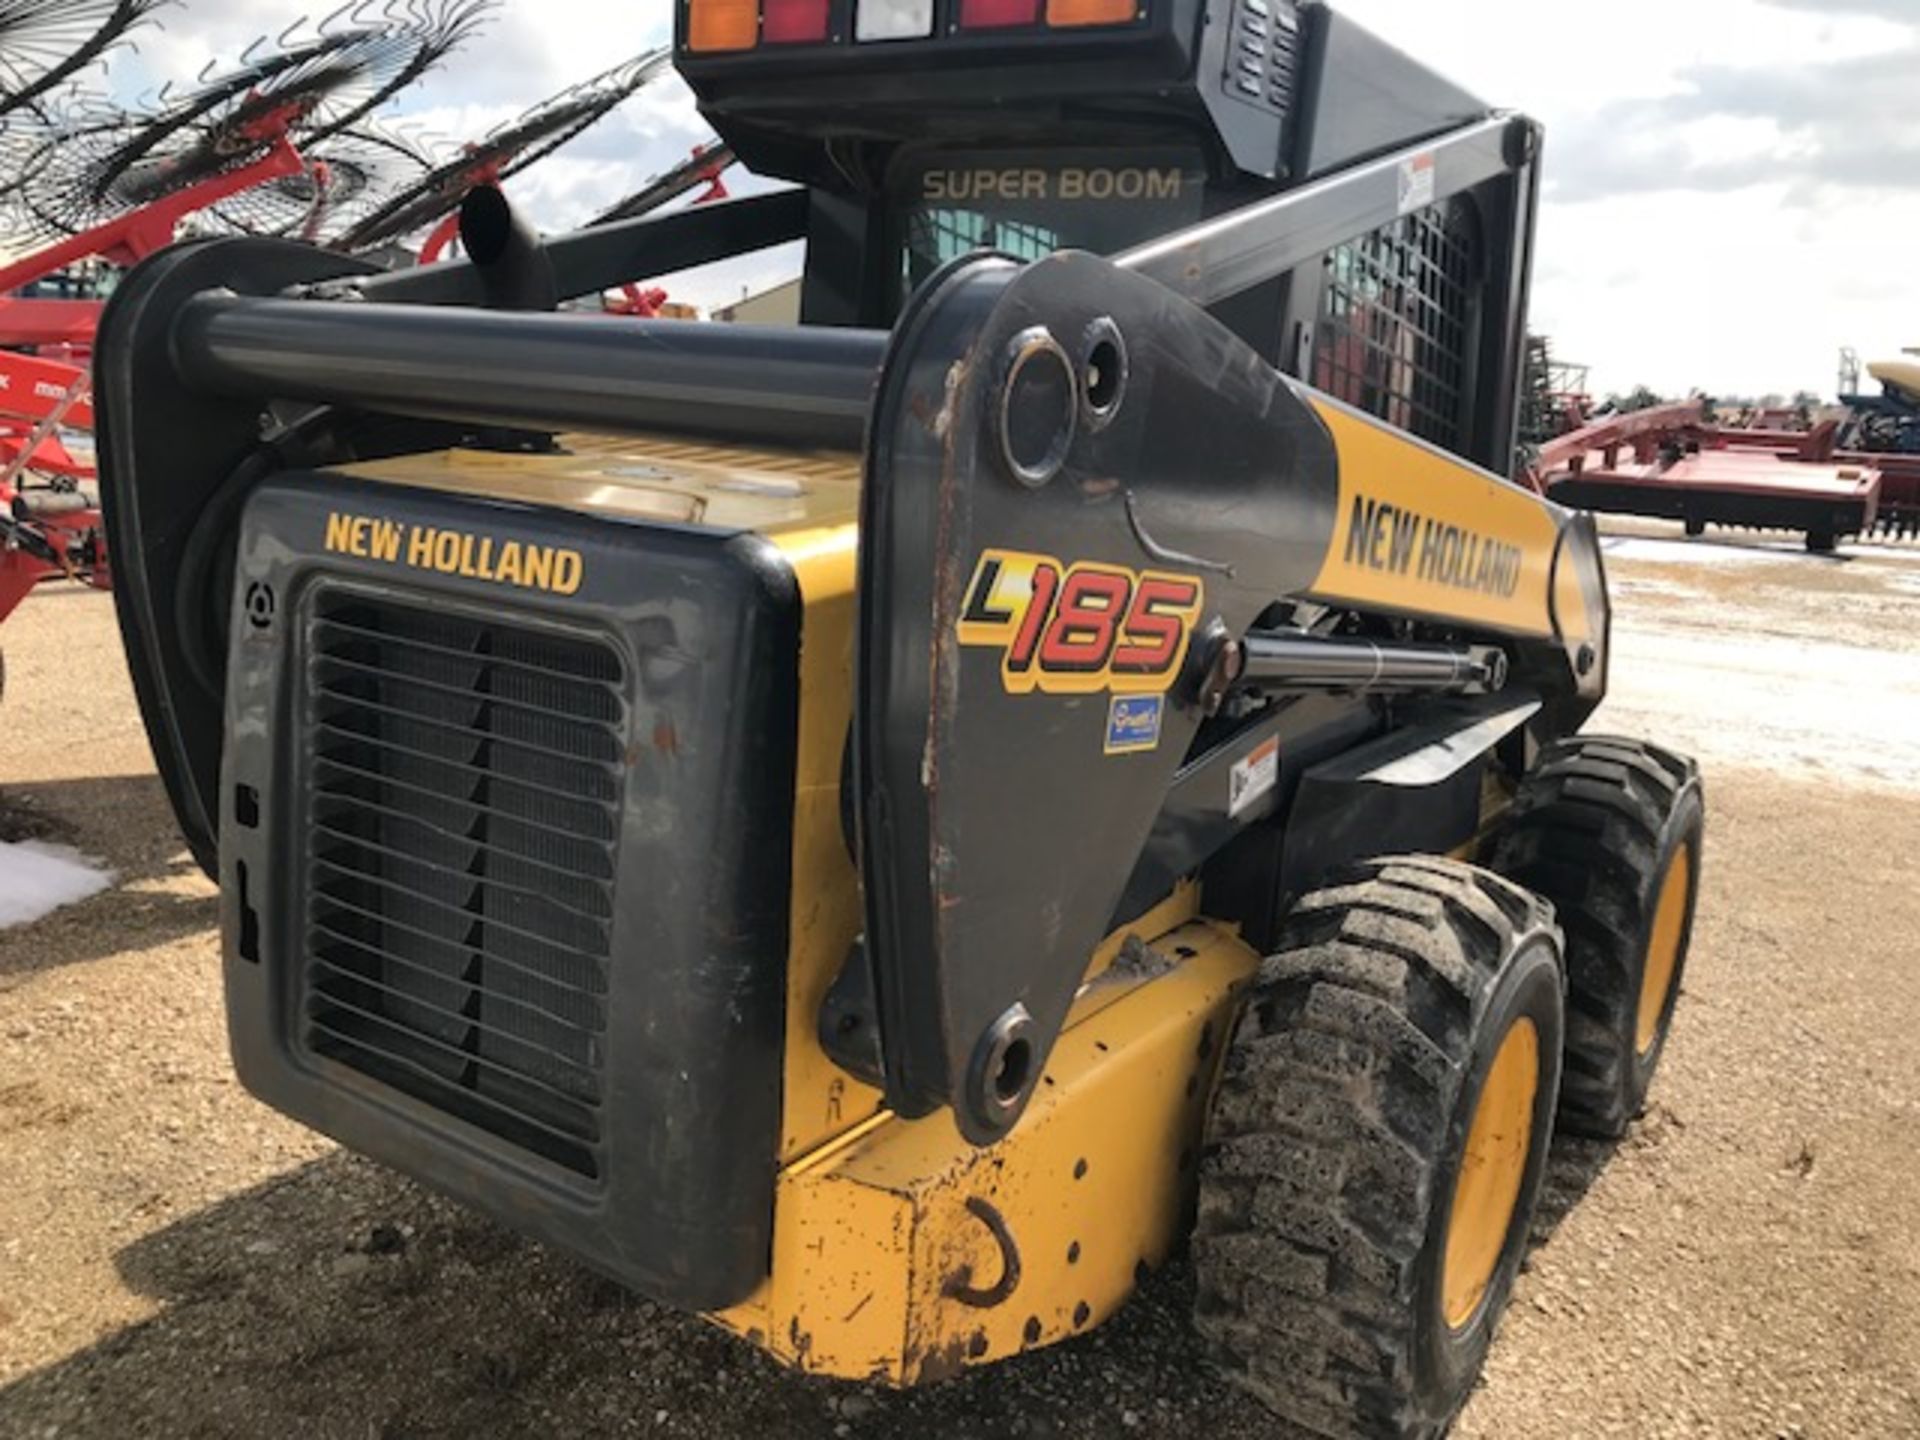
[0,841,115,928]
[1603,535,1920,568]
[1603,536,1806,566]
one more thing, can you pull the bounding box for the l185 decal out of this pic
[955,549,1205,696]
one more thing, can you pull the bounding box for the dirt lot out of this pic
[4,525,1920,1439]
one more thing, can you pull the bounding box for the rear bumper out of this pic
[710,918,1257,1384]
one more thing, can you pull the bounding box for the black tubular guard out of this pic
[96,239,380,877]
[95,232,879,878]
[857,251,1342,1142]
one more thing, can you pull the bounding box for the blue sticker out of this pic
[1105,694,1165,755]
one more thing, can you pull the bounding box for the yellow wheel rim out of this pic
[1442,1017,1539,1331]
[1636,848,1692,1056]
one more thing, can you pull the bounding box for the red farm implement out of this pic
[1532,401,1916,551]
[0,0,163,122]
[589,140,734,226]
[0,135,311,356]
[0,4,482,357]
[336,52,666,261]
[0,352,103,648]
[0,4,707,693]
[0,4,481,688]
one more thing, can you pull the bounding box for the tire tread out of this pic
[1487,735,1702,1137]
[1193,857,1557,1438]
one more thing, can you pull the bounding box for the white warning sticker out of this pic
[1398,152,1436,215]
[1229,736,1281,819]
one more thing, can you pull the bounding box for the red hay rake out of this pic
[1,9,712,674]
[333,50,669,260]
[0,1,486,339]
[0,350,101,634]
[0,2,484,658]
[590,139,734,227]
[0,0,162,121]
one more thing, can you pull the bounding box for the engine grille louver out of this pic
[299,590,626,1181]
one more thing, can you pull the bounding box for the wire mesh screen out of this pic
[902,209,1061,292]
[1312,198,1481,455]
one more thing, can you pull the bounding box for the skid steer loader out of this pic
[95,3,1705,1433]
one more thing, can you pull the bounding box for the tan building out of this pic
[710,277,801,325]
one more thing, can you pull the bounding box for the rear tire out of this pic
[1193,857,1564,1439]
[1487,736,1704,1138]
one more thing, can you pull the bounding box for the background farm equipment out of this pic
[1519,334,1593,446]
[0,0,162,121]
[1839,354,1920,460]
[332,53,667,261]
[587,142,735,317]
[1536,362,1920,548]
[0,349,103,694]
[0,2,484,355]
[0,3,744,707]
[0,317,105,692]
[589,139,733,226]
[0,2,487,685]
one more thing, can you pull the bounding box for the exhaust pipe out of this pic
[458,184,557,313]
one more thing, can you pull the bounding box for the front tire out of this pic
[1193,857,1564,1439]
[1487,736,1704,1138]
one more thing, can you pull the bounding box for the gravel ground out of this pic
[3,525,1919,1439]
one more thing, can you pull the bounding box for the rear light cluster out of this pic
[687,0,1141,52]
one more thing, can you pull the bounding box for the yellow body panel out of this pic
[765,521,890,1161]
[341,412,1596,662]
[712,920,1257,1382]
[1305,394,1594,649]
[340,433,863,538]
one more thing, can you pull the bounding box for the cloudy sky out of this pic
[104,0,1920,399]
[1337,0,1920,401]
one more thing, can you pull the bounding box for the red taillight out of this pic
[958,0,1040,26]
[764,0,831,42]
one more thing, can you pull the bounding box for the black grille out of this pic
[1313,197,1480,455]
[299,591,626,1181]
